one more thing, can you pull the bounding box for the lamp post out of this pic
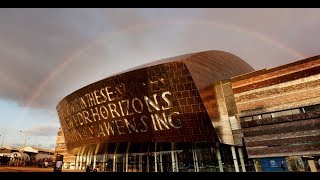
[23,137,30,148]
[20,131,30,154]
[0,134,5,149]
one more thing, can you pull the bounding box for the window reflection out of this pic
[74,142,255,172]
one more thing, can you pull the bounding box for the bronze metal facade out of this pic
[56,50,254,154]
[55,51,320,172]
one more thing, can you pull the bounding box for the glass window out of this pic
[105,154,114,172]
[281,110,292,116]
[127,154,139,172]
[161,152,173,172]
[262,113,272,119]
[291,109,301,115]
[244,116,252,122]
[196,147,218,172]
[252,115,262,120]
[304,106,315,112]
[177,149,195,172]
[271,112,282,118]
[116,155,124,172]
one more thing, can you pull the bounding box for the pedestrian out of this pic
[86,163,93,172]
[86,165,91,172]
[281,161,286,171]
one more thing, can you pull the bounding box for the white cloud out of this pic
[0,9,319,149]
[23,124,60,137]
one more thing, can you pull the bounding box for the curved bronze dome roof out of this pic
[57,50,254,151]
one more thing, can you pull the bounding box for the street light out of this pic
[20,131,30,154]
[0,134,5,149]
[23,137,31,148]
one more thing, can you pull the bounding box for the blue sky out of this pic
[0,99,59,149]
[0,8,319,150]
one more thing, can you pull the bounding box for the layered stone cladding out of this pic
[231,55,320,158]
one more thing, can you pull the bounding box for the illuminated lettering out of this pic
[90,92,97,106]
[154,113,170,130]
[132,98,143,113]
[105,86,115,101]
[77,113,84,125]
[99,88,108,103]
[90,107,101,121]
[115,120,126,135]
[71,115,79,127]
[99,105,109,119]
[144,94,160,112]
[98,124,106,137]
[82,110,92,123]
[158,77,166,90]
[161,91,172,110]
[77,130,83,140]
[115,83,126,97]
[103,121,115,136]
[87,126,94,138]
[125,99,134,116]
[81,129,88,139]
[151,114,159,131]
[124,118,138,133]
[168,112,182,129]
[139,115,148,132]
[80,97,87,109]
[108,103,121,118]
[59,89,184,145]
[118,100,125,116]
[85,94,93,107]
[93,90,102,105]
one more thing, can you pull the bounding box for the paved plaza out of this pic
[0,166,84,172]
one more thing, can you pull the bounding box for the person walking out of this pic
[86,164,93,172]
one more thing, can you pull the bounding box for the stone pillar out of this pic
[113,143,118,172]
[159,152,163,172]
[123,156,125,172]
[171,142,176,172]
[133,155,136,172]
[75,155,79,170]
[113,154,116,172]
[139,154,142,172]
[79,146,85,170]
[175,152,179,172]
[253,159,262,172]
[154,142,157,172]
[86,154,90,167]
[308,159,317,172]
[192,148,199,172]
[93,155,97,169]
[125,142,130,172]
[231,146,240,172]
[102,153,106,172]
[146,155,149,172]
[215,144,224,172]
[79,155,83,170]
[238,147,246,172]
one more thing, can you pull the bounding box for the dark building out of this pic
[55,51,320,172]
